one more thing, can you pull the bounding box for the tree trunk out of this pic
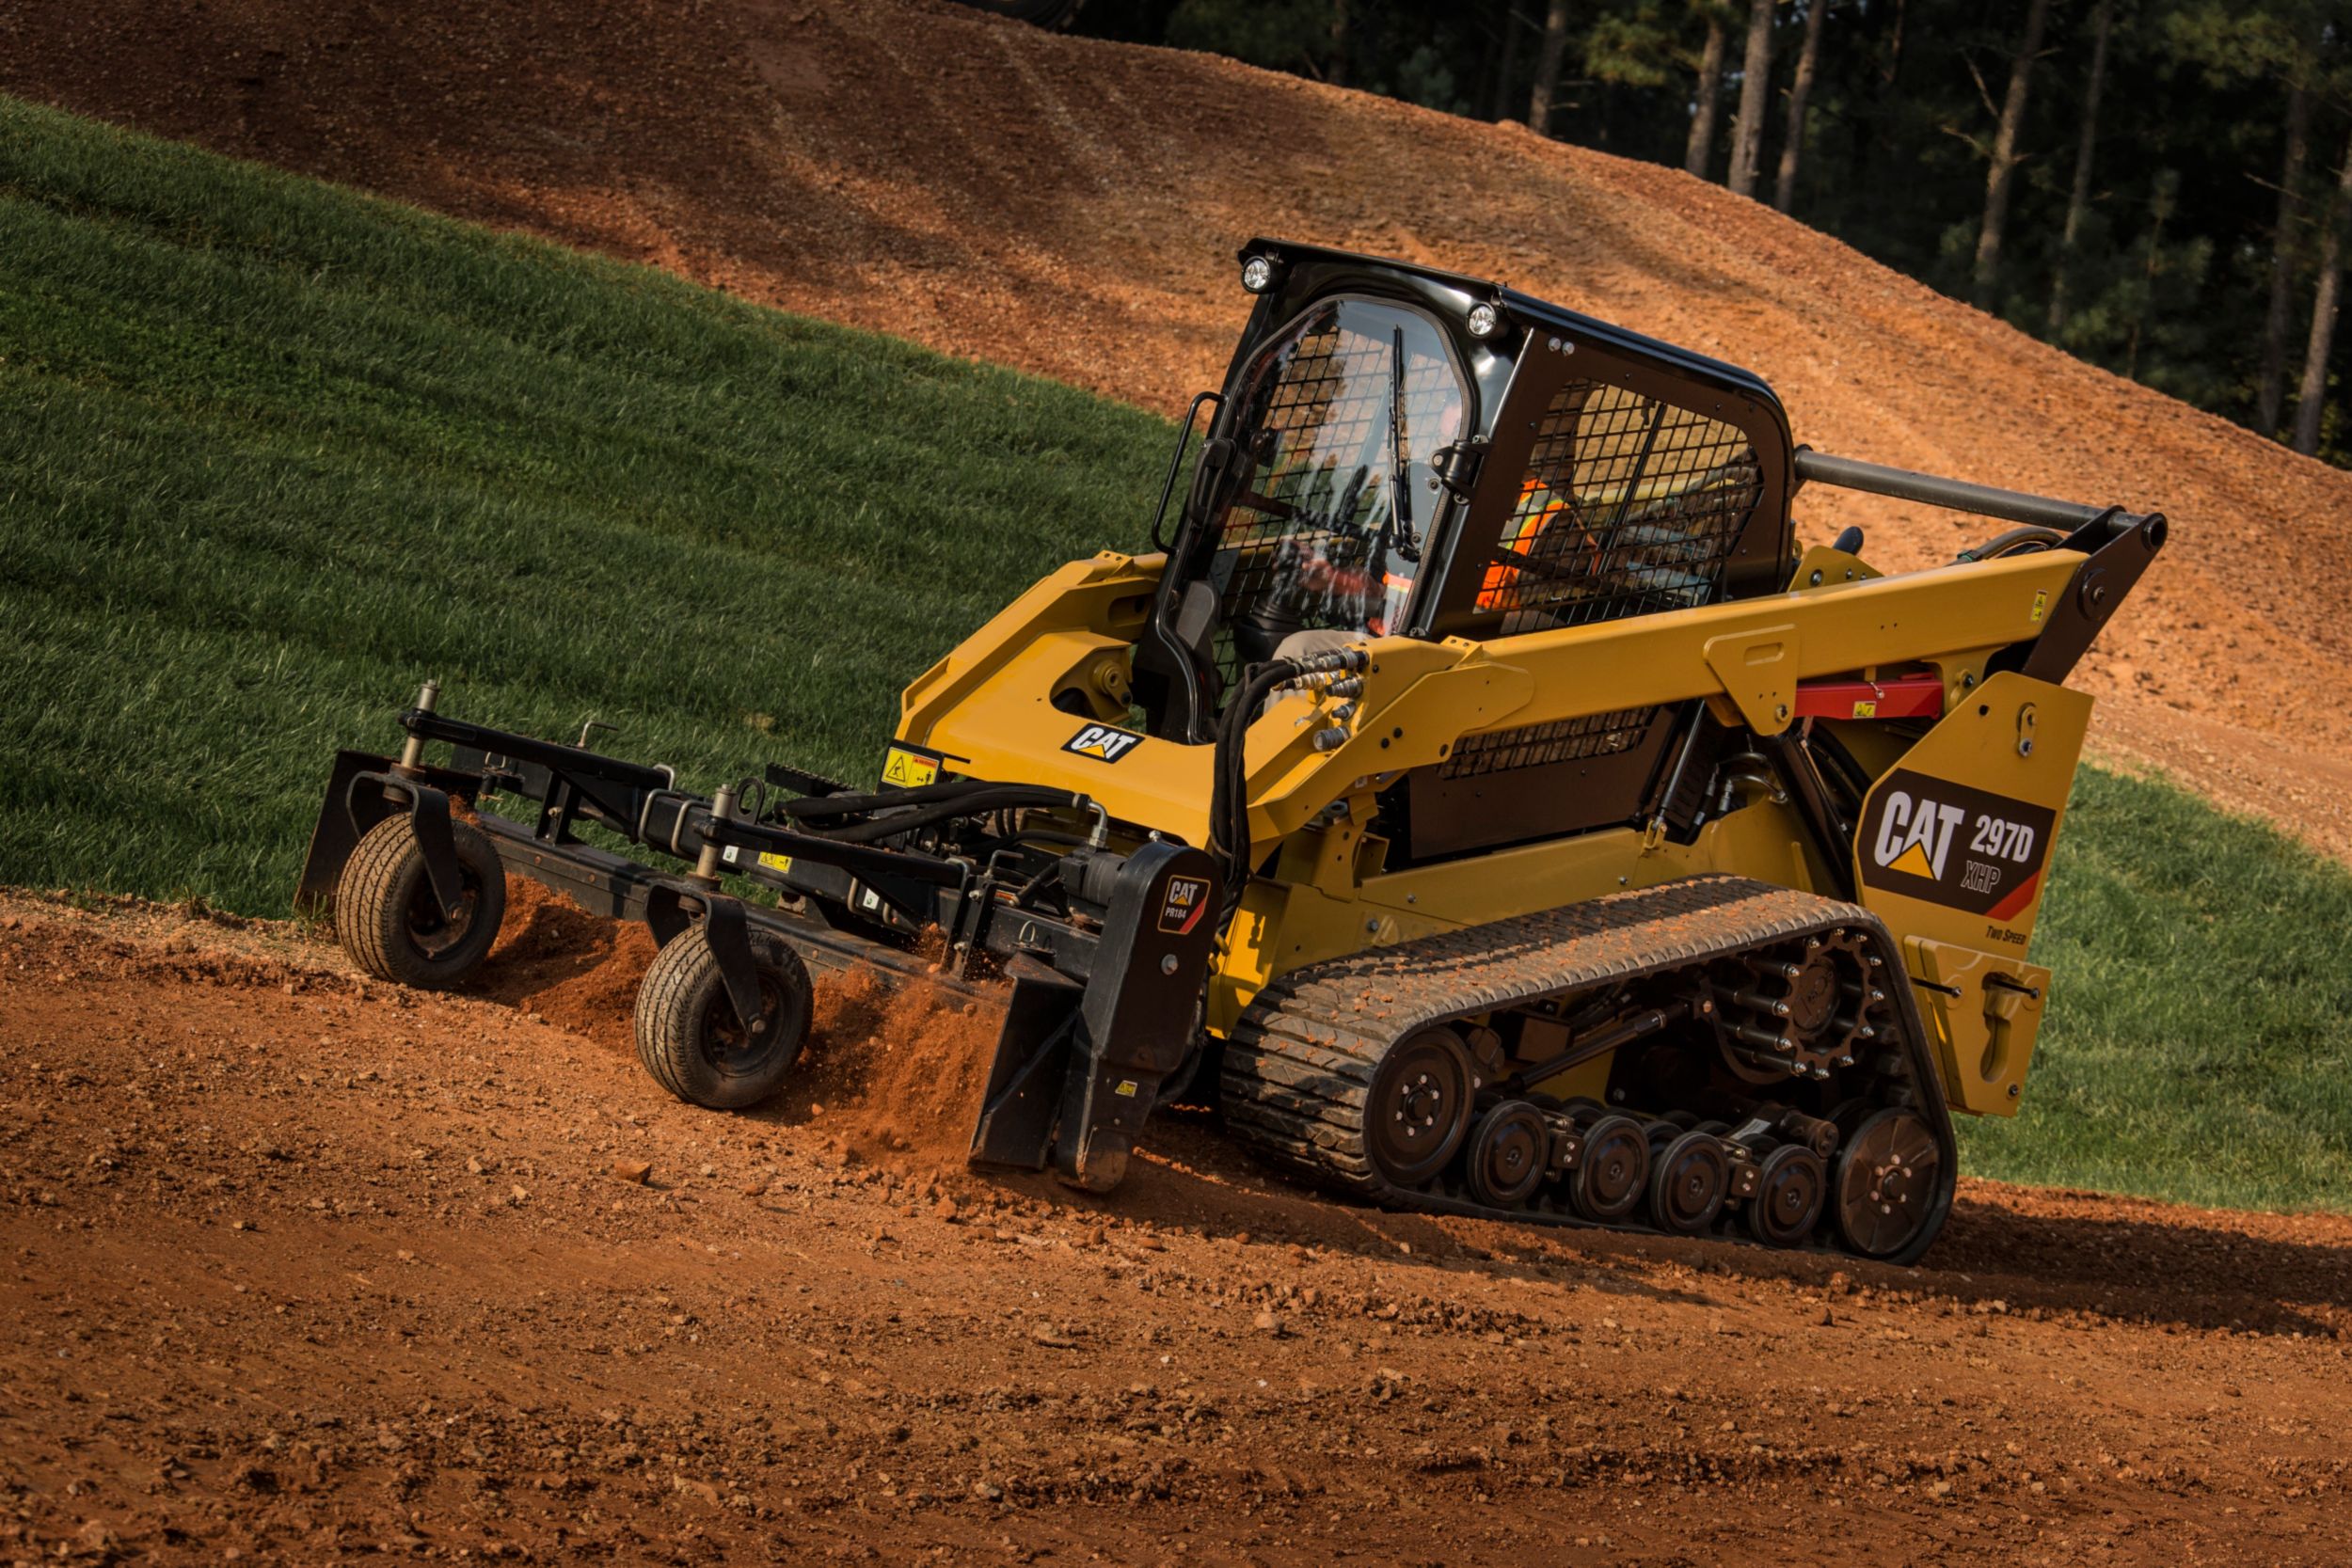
[1686,11,1727,178]
[2259,79,2314,436]
[2292,134,2352,456]
[1527,0,1573,135]
[1489,3,1522,120]
[1328,0,1351,88]
[2044,0,2111,335]
[1772,0,1829,211]
[1727,0,1775,198]
[1971,0,2052,309]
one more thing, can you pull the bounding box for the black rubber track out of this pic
[1218,875,1960,1263]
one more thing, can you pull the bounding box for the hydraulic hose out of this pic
[1207,646,1369,928]
[784,777,1061,821]
[800,784,1093,846]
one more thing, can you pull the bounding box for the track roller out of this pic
[1464,1101,1549,1207]
[1569,1114,1650,1221]
[1647,1128,1730,1234]
[1742,1143,1828,1246]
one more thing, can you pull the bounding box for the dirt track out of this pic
[5,890,2348,1565]
[6,0,2350,859]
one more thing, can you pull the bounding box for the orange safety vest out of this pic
[1478,477,1581,610]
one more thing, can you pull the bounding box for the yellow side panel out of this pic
[1851,670,2090,1114]
[1904,937,2050,1117]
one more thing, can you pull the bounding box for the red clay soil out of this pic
[6,891,2351,1566]
[3,0,2346,858]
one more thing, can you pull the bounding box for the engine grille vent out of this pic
[1439,706,1661,780]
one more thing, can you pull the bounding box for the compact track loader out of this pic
[300,241,2164,1263]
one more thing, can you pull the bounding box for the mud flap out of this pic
[968,842,1219,1192]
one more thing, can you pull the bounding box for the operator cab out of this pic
[1134,240,1797,744]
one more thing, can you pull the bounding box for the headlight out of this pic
[1240,255,1277,293]
[1466,301,1500,339]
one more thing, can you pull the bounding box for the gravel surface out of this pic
[3,890,2347,1564]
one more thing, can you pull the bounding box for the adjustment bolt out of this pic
[1160,954,1179,975]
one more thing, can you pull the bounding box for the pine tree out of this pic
[1974,0,2055,308]
[1687,5,1729,177]
[1728,0,1777,198]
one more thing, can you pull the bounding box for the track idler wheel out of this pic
[1464,1101,1548,1208]
[335,813,506,990]
[1647,1129,1730,1234]
[1365,1026,1476,1188]
[1569,1114,1649,1222]
[1742,1143,1828,1246]
[1832,1108,1942,1259]
[633,925,814,1110]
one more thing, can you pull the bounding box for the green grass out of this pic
[3,97,2347,1214]
[0,95,1164,910]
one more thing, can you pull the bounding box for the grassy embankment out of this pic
[3,97,2346,1212]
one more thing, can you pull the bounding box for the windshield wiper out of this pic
[1385,326,1420,565]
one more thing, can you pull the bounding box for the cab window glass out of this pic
[1203,298,1468,675]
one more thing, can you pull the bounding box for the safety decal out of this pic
[1062,722,1143,764]
[757,851,794,874]
[882,745,942,788]
[2029,588,2049,624]
[1858,768,2057,922]
[1157,875,1210,935]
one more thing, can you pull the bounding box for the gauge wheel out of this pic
[335,813,506,990]
[634,925,814,1110]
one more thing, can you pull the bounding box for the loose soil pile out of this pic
[5,890,2349,1564]
[6,0,2347,854]
[484,879,1006,1173]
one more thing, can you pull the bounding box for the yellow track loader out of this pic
[299,241,2164,1263]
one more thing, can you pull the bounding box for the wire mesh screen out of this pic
[1206,300,1467,684]
[1477,381,1761,635]
[1438,706,1661,780]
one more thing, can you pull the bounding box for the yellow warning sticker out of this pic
[1114,1080,1139,1099]
[757,851,793,874]
[882,746,941,788]
[1851,699,1878,720]
[2029,588,2049,624]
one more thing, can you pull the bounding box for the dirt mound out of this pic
[6,888,2350,1563]
[470,877,658,1053]
[4,0,2343,853]
[472,880,1005,1170]
[800,966,1007,1172]
[13,3,2352,860]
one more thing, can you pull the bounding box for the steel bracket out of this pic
[701,895,768,1038]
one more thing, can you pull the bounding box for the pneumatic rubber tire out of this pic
[334,814,506,990]
[633,926,813,1110]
